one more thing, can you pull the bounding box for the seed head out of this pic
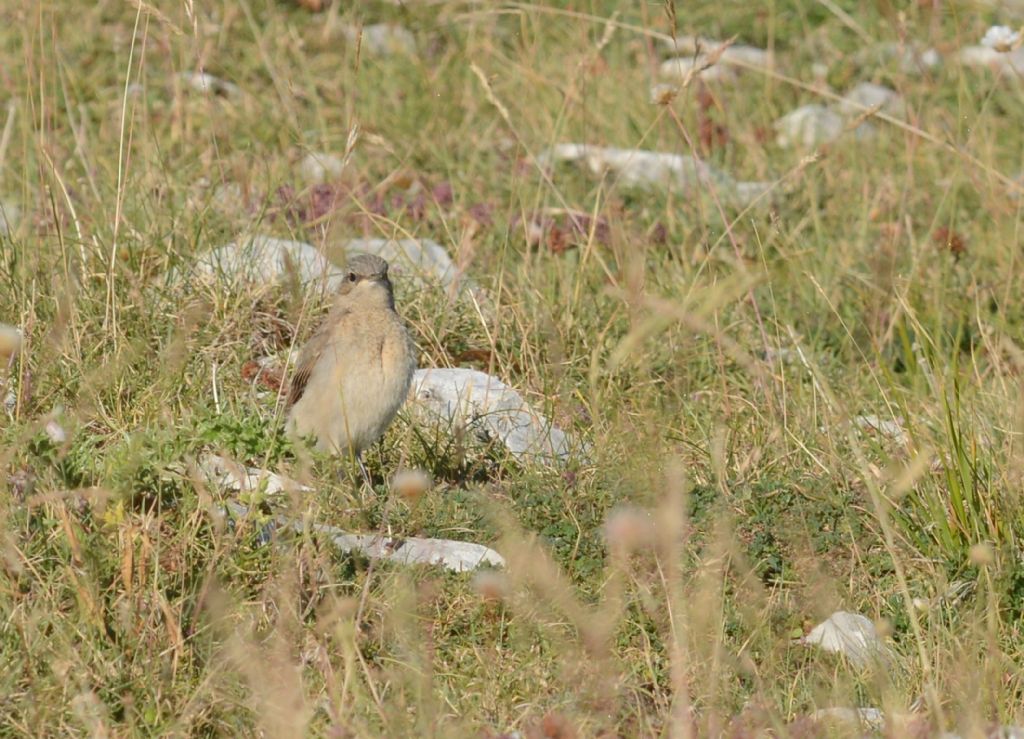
[604,505,655,554]
[0,324,22,365]
[390,468,432,502]
[969,542,995,567]
[472,570,509,603]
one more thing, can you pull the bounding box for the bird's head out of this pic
[336,253,395,309]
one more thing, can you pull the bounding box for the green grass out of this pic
[2,0,1024,735]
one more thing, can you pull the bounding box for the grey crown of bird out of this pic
[286,253,417,456]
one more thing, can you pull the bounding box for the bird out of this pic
[285,253,416,462]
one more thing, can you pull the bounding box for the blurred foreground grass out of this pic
[2,0,1024,735]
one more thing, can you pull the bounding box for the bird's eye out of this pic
[347,272,357,282]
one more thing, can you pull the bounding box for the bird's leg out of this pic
[354,452,393,540]
[356,454,373,492]
[359,451,399,542]
[333,444,372,489]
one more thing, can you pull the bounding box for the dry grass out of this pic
[2,0,1024,735]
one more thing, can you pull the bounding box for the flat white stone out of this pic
[958,45,1024,74]
[218,498,503,572]
[721,44,774,70]
[914,48,942,70]
[939,727,1024,739]
[196,454,313,496]
[1010,173,1024,200]
[187,235,346,291]
[44,420,67,444]
[658,56,736,83]
[178,71,240,97]
[177,235,468,298]
[649,83,679,104]
[296,521,505,571]
[774,104,845,148]
[800,611,890,668]
[809,707,886,731]
[854,414,909,445]
[410,368,576,463]
[537,143,771,207]
[856,43,941,74]
[341,24,416,56]
[0,200,19,236]
[660,36,774,71]
[838,82,905,118]
[299,151,345,185]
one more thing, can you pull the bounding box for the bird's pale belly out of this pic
[287,326,414,455]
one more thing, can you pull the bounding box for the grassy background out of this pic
[1,0,1024,735]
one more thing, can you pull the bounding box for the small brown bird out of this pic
[286,254,416,458]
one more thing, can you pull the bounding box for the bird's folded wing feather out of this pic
[287,309,346,408]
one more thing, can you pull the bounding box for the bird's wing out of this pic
[287,308,346,408]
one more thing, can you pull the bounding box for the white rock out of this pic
[720,44,774,70]
[855,43,941,75]
[295,520,505,571]
[213,183,245,212]
[854,414,909,445]
[915,48,942,70]
[658,39,772,84]
[938,727,1024,739]
[660,36,773,71]
[410,368,577,463]
[0,325,18,382]
[994,728,1024,739]
[838,82,906,118]
[0,200,19,237]
[221,497,504,572]
[178,71,240,97]
[659,56,736,84]
[649,83,679,104]
[202,460,504,572]
[659,34,710,55]
[186,235,345,292]
[958,45,1004,67]
[299,151,345,185]
[342,24,416,56]
[186,177,244,214]
[958,45,1024,73]
[342,237,466,293]
[537,143,771,207]
[810,707,886,731]
[762,345,814,365]
[731,181,773,206]
[538,143,705,188]
[800,611,891,668]
[196,454,313,496]
[44,420,67,444]
[982,25,1022,52]
[774,104,845,148]
[178,234,468,296]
